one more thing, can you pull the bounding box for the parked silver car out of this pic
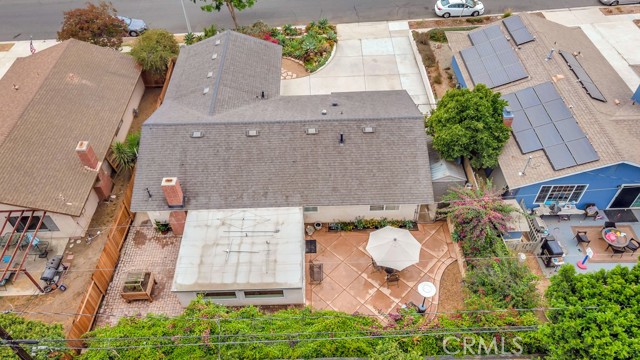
[117,16,148,37]
[599,0,640,5]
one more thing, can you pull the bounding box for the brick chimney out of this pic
[161,177,184,207]
[169,211,186,235]
[502,106,514,128]
[76,141,98,170]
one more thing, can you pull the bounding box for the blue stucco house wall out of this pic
[511,162,640,210]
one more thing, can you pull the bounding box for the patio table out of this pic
[602,228,629,248]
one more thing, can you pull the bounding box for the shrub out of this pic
[130,29,179,75]
[428,28,448,43]
[184,32,196,45]
[203,23,219,38]
[465,17,484,24]
[503,8,513,18]
[282,24,300,36]
[433,73,442,84]
[237,20,272,38]
[57,1,127,49]
[0,314,71,360]
[412,31,436,68]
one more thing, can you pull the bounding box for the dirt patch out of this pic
[0,43,14,51]
[600,4,640,15]
[524,256,549,301]
[410,15,504,30]
[436,262,465,314]
[282,57,309,79]
[430,41,456,99]
[635,19,640,29]
[131,88,161,133]
[132,230,149,247]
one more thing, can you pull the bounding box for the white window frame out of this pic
[244,290,285,298]
[303,206,318,213]
[369,205,400,211]
[534,185,588,204]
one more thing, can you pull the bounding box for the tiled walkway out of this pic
[95,227,183,328]
[305,222,456,320]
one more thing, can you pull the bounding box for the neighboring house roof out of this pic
[132,31,434,212]
[447,14,640,189]
[0,39,141,216]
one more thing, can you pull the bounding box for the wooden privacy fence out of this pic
[68,177,135,349]
[503,200,544,254]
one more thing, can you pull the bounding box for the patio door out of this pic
[609,185,640,209]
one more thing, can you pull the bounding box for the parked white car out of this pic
[435,0,485,18]
[599,0,640,5]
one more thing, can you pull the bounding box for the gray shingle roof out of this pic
[132,32,434,212]
[158,31,282,120]
[0,39,141,216]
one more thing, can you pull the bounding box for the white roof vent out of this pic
[362,126,375,133]
[212,53,218,60]
[321,109,327,115]
[306,128,319,135]
[215,39,221,46]
[207,71,213,78]
[246,129,259,137]
[191,131,204,138]
[203,87,210,95]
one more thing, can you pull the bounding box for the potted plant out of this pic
[154,220,171,235]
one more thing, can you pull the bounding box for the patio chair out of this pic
[386,272,400,288]
[606,244,626,258]
[603,221,616,230]
[625,238,639,255]
[371,259,383,273]
[574,231,590,246]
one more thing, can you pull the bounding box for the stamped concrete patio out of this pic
[305,222,457,319]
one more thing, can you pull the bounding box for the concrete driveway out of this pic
[281,21,433,114]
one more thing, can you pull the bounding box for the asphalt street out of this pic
[0,0,599,41]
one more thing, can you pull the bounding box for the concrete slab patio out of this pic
[281,21,432,112]
[305,222,457,320]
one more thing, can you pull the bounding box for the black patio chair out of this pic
[606,244,626,258]
[371,259,383,273]
[625,238,639,255]
[603,221,616,229]
[574,231,590,246]
[386,272,400,288]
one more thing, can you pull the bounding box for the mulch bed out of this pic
[600,5,640,16]
[436,262,465,314]
[0,43,14,52]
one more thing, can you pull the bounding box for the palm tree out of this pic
[111,131,140,172]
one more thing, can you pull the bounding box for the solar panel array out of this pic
[502,82,599,170]
[503,15,535,45]
[559,50,606,102]
[460,25,528,89]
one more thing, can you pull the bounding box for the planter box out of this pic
[121,272,156,303]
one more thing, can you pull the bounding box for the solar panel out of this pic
[504,82,599,171]
[503,15,535,46]
[511,110,531,133]
[558,50,607,102]
[545,143,577,170]
[535,123,564,148]
[502,93,522,111]
[566,137,600,165]
[533,82,561,103]
[515,88,540,109]
[513,128,543,153]
[524,105,551,127]
[554,118,585,142]
[543,99,572,121]
[461,27,528,88]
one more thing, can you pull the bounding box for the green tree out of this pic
[57,1,127,49]
[540,264,640,359]
[193,0,257,29]
[130,29,179,76]
[0,314,70,360]
[426,84,510,169]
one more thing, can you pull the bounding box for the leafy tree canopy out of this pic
[193,0,257,29]
[0,313,70,360]
[541,264,640,360]
[57,1,127,49]
[426,84,510,169]
[130,29,179,75]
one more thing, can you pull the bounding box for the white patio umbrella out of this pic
[366,226,421,271]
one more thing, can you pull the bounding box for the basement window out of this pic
[244,290,284,298]
[200,291,237,299]
[303,206,318,213]
[370,205,400,211]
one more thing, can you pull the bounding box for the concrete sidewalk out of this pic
[543,7,640,92]
[280,21,434,114]
[0,39,58,78]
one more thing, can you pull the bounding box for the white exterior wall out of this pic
[303,204,419,223]
[175,288,304,307]
[0,189,99,239]
[147,211,171,224]
[115,76,145,142]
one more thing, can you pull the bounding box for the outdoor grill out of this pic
[40,255,63,284]
[540,237,565,268]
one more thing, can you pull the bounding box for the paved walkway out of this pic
[542,7,640,92]
[281,21,433,114]
[305,222,456,320]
